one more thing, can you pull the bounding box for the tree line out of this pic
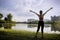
[0,13,15,29]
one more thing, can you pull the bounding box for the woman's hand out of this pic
[30,10,33,12]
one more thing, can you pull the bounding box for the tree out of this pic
[0,13,3,20]
[0,13,3,28]
[7,13,12,22]
[4,17,8,21]
[4,13,13,29]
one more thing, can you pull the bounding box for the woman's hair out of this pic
[39,10,43,14]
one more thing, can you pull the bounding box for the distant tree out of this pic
[0,13,3,27]
[0,13,3,20]
[7,13,12,22]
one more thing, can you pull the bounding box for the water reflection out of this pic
[0,23,60,33]
[12,24,60,34]
[28,24,37,28]
[0,23,15,29]
[28,24,51,28]
[51,24,60,32]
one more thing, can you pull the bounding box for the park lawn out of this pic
[0,29,60,40]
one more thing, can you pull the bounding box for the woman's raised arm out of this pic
[43,7,53,15]
[30,10,39,16]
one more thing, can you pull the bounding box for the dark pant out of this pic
[37,21,44,33]
[35,21,44,39]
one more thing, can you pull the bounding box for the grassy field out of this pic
[0,29,60,40]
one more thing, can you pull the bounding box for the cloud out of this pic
[0,0,60,21]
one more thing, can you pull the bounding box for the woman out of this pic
[30,7,53,38]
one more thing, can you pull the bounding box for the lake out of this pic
[11,24,60,34]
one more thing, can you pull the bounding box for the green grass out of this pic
[0,29,60,40]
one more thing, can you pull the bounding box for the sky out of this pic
[0,0,60,22]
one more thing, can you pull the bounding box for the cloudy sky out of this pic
[0,0,60,22]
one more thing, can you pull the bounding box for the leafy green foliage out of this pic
[0,13,3,20]
[7,13,12,22]
[0,13,16,29]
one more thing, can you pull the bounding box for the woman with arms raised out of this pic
[30,7,53,39]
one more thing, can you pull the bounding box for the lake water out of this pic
[12,24,60,34]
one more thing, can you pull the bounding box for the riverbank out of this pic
[0,29,60,40]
